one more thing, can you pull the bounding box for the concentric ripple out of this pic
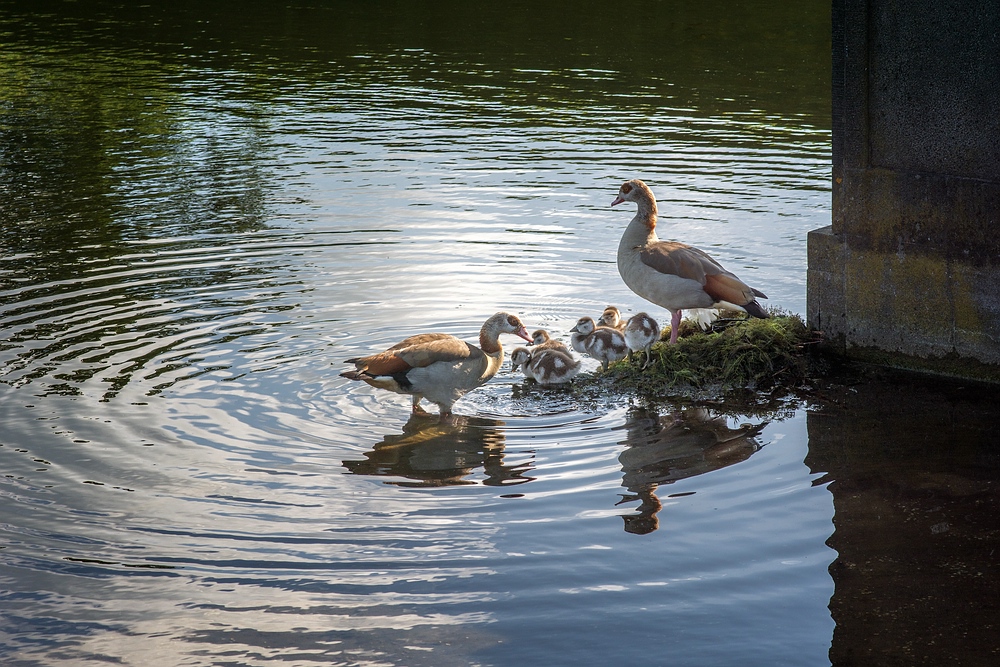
[0,1,836,664]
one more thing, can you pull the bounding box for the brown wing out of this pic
[386,333,454,351]
[640,242,760,306]
[350,336,478,376]
[703,272,757,307]
[395,337,479,368]
[639,242,723,284]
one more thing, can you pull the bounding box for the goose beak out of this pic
[611,196,625,206]
[516,326,532,343]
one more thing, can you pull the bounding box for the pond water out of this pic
[2,1,999,666]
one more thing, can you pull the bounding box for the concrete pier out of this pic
[808,0,1000,381]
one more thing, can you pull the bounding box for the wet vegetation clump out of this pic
[604,311,818,398]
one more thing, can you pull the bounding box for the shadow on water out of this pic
[806,369,1000,667]
[342,413,535,487]
[614,405,768,535]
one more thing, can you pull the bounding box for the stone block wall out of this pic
[809,0,1000,380]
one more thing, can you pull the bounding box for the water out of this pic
[2,1,999,666]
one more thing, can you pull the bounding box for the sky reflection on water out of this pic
[3,1,998,666]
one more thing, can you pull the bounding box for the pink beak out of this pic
[516,326,532,343]
[611,196,625,206]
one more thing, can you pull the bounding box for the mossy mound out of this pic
[605,312,818,396]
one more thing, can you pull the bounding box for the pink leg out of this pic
[669,310,682,344]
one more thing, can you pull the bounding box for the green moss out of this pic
[604,311,817,396]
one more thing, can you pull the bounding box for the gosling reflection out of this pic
[342,414,534,488]
[616,407,768,534]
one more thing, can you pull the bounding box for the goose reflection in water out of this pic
[342,414,534,488]
[615,407,768,535]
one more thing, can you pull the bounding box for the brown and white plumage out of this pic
[570,316,628,371]
[597,305,627,331]
[510,347,534,377]
[623,312,660,369]
[528,329,570,352]
[341,312,531,418]
[511,346,581,386]
[612,179,768,344]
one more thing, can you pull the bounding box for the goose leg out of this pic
[669,310,682,345]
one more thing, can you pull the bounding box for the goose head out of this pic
[570,317,596,336]
[529,329,552,346]
[611,179,658,221]
[482,312,532,344]
[611,178,651,206]
[597,305,622,329]
[510,347,533,368]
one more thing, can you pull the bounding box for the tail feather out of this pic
[742,299,769,319]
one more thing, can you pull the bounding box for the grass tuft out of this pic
[604,310,818,396]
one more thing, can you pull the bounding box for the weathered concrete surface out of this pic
[809,0,1000,381]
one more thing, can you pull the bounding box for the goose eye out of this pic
[621,183,633,194]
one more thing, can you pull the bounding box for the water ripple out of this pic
[0,6,835,663]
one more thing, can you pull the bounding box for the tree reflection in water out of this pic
[615,406,768,534]
[342,414,535,488]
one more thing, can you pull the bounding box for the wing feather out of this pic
[395,337,480,368]
[641,242,765,308]
[703,273,756,306]
[639,242,727,284]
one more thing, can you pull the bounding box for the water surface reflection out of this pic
[807,373,1000,667]
[0,0,846,665]
[343,414,534,487]
[615,406,767,534]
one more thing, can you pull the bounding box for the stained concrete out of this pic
[809,0,1000,381]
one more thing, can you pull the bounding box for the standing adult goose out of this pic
[612,179,768,344]
[341,312,532,418]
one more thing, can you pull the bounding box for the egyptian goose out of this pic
[612,179,768,344]
[597,305,627,331]
[512,346,582,385]
[341,312,531,418]
[528,329,570,352]
[569,316,628,371]
[510,347,535,378]
[623,312,660,369]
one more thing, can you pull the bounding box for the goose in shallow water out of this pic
[341,312,531,418]
[511,346,582,386]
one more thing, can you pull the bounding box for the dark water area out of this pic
[1,1,998,666]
